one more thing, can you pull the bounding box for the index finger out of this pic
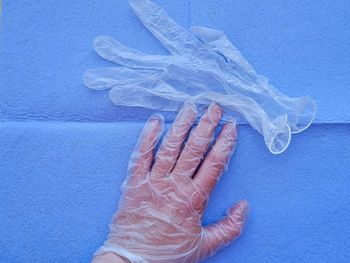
[127,114,164,185]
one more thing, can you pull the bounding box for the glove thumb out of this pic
[201,200,249,258]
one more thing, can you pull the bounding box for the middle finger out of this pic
[171,103,222,178]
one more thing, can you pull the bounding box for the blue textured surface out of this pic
[1,0,350,262]
[1,123,350,262]
[1,0,350,122]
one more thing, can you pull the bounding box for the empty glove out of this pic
[93,101,248,263]
[84,0,316,154]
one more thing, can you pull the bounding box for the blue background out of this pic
[0,0,349,262]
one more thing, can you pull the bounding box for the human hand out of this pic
[93,101,248,263]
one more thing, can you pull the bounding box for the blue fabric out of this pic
[1,123,349,262]
[1,0,350,262]
[1,0,349,122]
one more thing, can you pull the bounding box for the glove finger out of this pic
[201,200,249,258]
[83,67,159,90]
[127,114,164,185]
[171,103,222,178]
[151,101,198,177]
[194,121,238,195]
[108,79,191,111]
[94,35,170,69]
[129,0,201,56]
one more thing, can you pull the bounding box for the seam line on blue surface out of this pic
[0,121,349,125]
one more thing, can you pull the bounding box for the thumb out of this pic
[201,200,249,258]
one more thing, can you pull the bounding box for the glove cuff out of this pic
[95,244,147,263]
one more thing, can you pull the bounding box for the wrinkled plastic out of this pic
[94,102,248,263]
[84,0,316,154]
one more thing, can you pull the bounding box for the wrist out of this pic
[92,252,129,263]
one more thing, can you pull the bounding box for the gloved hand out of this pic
[93,101,248,263]
[84,0,316,154]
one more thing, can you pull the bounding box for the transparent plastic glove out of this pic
[94,102,248,263]
[84,0,316,154]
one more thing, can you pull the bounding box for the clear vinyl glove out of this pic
[84,0,316,154]
[93,102,248,263]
